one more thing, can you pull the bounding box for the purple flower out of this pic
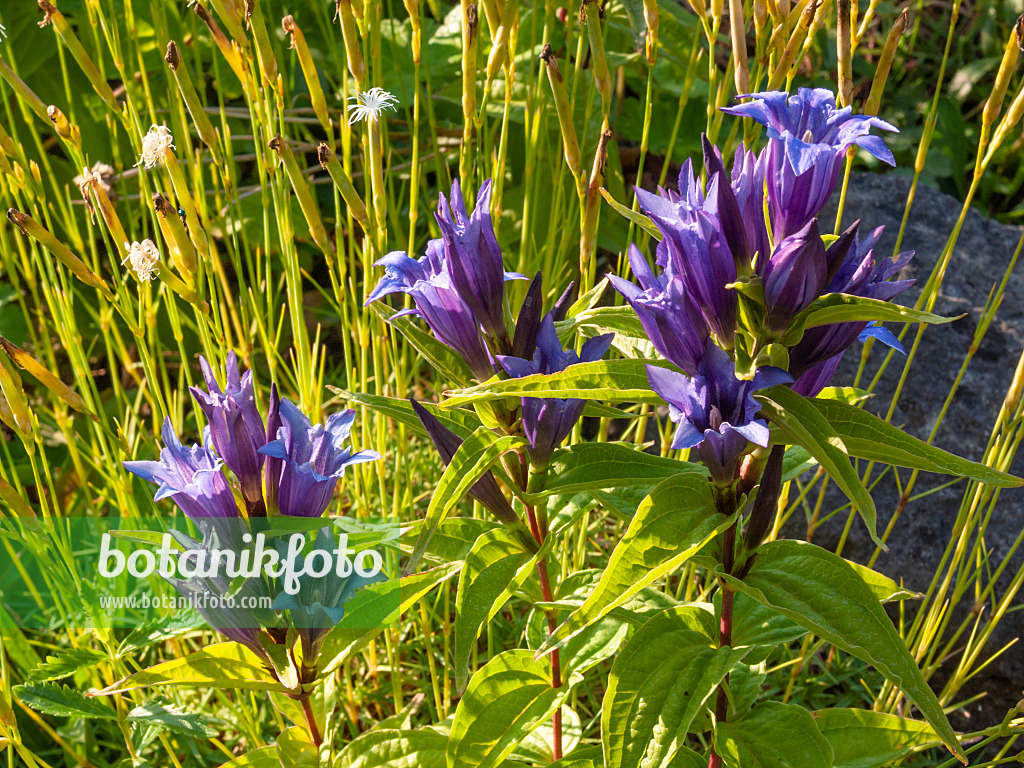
[366,242,496,380]
[497,315,614,467]
[634,160,738,344]
[410,400,525,530]
[722,88,897,239]
[190,352,267,514]
[789,225,914,378]
[792,353,844,397]
[259,400,381,518]
[609,244,709,375]
[435,179,526,343]
[729,145,772,272]
[761,219,827,331]
[124,417,240,523]
[647,344,791,484]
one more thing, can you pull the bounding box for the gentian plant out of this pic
[115,352,386,749]
[361,89,1024,768]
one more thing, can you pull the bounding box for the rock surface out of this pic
[800,172,1024,727]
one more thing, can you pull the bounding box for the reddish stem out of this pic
[301,695,323,748]
[707,519,737,768]
[520,451,563,760]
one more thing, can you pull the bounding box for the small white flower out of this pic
[123,240,161,282]
[347,88,398,125]
[135,125,175,169]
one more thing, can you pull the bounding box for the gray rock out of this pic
[799,172,1024,727]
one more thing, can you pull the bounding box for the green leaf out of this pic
[845,560,917,603]
[442,359,665,408]
[599,187,662,240]
[781,445,816,482]
[723,540,966,764]
[756,385,882,547]
[127,703,217,738]
[730,591,807,649]
[526,570,637,677]
[813,709,939,768]
[548,744,604,768]
[14,682,118,719]
[791,293,957,340]
[715,701,834,768]
[541,442,707,496]
[560,305,649,342]
[215,746,279,767]
[406,428,528,572]
[603,606,740,768]
[447,650,567,768]
[422,517,501,562]
[331,389,481,441]
[320,562,462,676]
[455,529,534,692]
[372,303,474,385]
[277,727,319,768]
[29,647,106,682]
[807,397,1024,487]
[95,642,287,695]
[337,728,449,768]
[536,473,730,658]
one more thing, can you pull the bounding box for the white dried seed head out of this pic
[123,239,161,281]
[135,125,175,169]
[347,88,398,125]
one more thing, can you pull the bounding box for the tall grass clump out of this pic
[0,1,1023,767]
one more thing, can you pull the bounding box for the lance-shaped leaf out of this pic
[442,359,665,409]
[756,384,882,548]
[94,642,286,695]
[535,473,731,659]
[371,303,474,386]
[455,529,536,692]
[813,709,939,768]
[721,540,966,764]
[600,187,663,240]
[808,397,1024,486]
[603,605,742,768]
[320,562,462,676]
[336,728,450,768]
[447,650,570,768]
[800,293,957,329]
[715,701,834,768]
[127,703,217,738]
[539,442,708,496]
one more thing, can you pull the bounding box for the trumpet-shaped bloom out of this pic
[647,345,791,484]
[761,219,827,331]
[436,179,526,342]
[366,242,495,380]
[722,88,896,239]
[410,400,522,527]
[789,225,914,377]
[259,401,381,518]
[123,417,240,523]
[497,316,614,467]
[634,160,738,343]
[190,352,267,513]
[609,244,709,376]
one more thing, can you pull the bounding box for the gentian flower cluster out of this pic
[369,180,614,482]
[612,88,914,485]
[124,352,381,663]
[366,179,525,381]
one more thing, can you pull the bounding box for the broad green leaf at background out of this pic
[813,709,940,768]
[715,701,834,768]
[535,473,731,658]
[722,540,966,764]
